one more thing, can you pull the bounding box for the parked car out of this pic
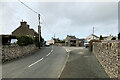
[84,40,89,48]
[45,43,50,47]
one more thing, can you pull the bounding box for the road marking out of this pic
[28,58,44,67]
[51,49,53,52]
[46,52,51,56]
[29,46,54,67]
[46,49,53,57]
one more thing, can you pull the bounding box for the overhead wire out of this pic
[41,16,54,34]
[18,0,54,35]
[18,0,38,14]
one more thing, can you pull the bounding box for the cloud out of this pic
[0,2,118,40]
[38,2,118,38]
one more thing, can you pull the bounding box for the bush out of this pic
[17,35,33,46]
[99,35,104,40]
[59,40,65,43]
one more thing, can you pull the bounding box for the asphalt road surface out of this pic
[2,46,109,79]
[2,45,67,78]
[60,47,109,78]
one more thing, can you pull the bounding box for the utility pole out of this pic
[93,27,94,40]
[54,33,55,39]
[118,32,120,40]
[38,14,41,49]
[53,33,55,44]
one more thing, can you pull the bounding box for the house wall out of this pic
[2,44,38,62]
[86,34,99,41]
[93,41,120,79]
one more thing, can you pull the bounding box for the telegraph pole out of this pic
[38,14,41,49]
[54,33,55,39]
[93,27,94,39]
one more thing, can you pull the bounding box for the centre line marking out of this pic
[46,52,51,56]
[51,49,53,52]
[28,58,44,67]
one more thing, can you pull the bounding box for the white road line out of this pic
[29,47,54,67]
[51,49,53,52]
[28,58,44,67]
[46,49,53,57]
[46,52,51,56]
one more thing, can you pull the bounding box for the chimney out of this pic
[20,21,27,26]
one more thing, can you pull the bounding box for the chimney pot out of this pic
[20,21,27,26]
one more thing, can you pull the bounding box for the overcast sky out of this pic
[0,0,119,40]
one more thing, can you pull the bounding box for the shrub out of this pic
[17,35,33,46]
[99,35,104,40]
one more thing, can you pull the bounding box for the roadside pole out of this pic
[38,14,41,49]
[118,32,120,40]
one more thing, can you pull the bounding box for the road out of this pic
[2,45,67,78]
[2,46,109,78]
[60,47,109,78]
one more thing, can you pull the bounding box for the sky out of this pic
[0,0,119,40]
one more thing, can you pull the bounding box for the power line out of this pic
[18,0,38,14]
[18,0,55,37]
[41,16,54,34]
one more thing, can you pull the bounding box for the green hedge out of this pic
[17,35,33,46]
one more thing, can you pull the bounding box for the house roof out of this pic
[91,34,99,38]
[12,21,38,36]
[86,34,99,40]
[67,35,76,39]
[86,34,99,38]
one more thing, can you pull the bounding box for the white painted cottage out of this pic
[86,34,99,41]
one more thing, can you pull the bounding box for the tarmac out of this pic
[60,47,110,78]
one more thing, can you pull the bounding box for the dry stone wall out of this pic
[2,44,38,62]
[93,41,120,79]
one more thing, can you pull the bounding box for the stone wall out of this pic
[2,44,38,62]
[93,41,120,79]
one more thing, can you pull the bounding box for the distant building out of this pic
[86,34,99,41]
[47,37,54,45]
[65,35,78,46]
[102,36,108,40]
[12,21,38,37]
[53,38,60,43]
[78,38,85,47]
[103,35,113,40]
[103,35,117,40]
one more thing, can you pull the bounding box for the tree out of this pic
[99,35,104,40]
[111,37,116,40]
[17,35,33,46]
